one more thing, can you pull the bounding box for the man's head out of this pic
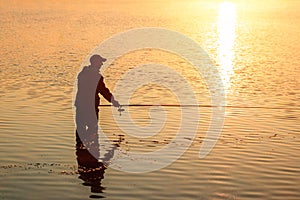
[90,54,107,68]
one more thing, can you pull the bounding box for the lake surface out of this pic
[1,0,300,199]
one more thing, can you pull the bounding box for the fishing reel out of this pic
[117,106,125,116]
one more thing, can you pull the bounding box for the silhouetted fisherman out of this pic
[75,54,120,154]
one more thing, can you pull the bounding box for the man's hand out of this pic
[112,99,120,107]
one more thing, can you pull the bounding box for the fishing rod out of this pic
[99,104,295,116]
[99,104,291,109]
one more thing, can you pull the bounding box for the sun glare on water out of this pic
[217,1,237,92]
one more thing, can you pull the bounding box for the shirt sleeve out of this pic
[96,76,113,103]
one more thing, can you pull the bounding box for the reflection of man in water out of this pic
[75,132,117,197]
[75,54,120,154]
[75,132,106,196]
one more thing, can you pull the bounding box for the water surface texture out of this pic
[1,0,300,199]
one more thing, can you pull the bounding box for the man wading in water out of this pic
[75,54,120,153]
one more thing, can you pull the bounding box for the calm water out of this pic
[1,0,300,199]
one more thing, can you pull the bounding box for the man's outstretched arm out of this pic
[96,76,120,107]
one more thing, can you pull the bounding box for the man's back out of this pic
[75,66,101,109]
